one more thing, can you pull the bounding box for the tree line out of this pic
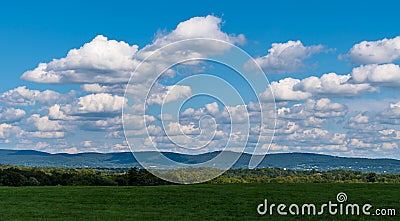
[0,165,399,186]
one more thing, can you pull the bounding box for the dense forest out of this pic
[0,165,399,186]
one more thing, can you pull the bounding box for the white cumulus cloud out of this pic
[0,107,26,123]
[260,78,312,101]
[0,86,65,106]
[25,114,63,132]
[351,63,400,86]
[21,35,139,84]
[73,93,126,115]
[146,85,192,105]
[348,36,400,64]
[295,73,378,97]
[250,40,324,74]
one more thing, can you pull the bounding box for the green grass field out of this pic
[0,184,398,220]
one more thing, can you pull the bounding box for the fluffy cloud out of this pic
[250,40,324,74]
[81,140,92,147]
[146,85,192,105]
[287,128,346,146]
[260,72,378,102]
[25,114,63,131]
[348,36,400,64]
[349,113,369,124]
[222,104,250,124]
[264,143,289,152]
[144,15,245,56]
[0,86,65,106]
[45,96,125,133]
[127,16,246,95]
[313,98,348,118]
[49,93,127,128]
[166,122,200,135]
[278,98,347,120]
[81,84,125,94]
[80,116,122,131]
[21,35,139,84]
[22,16,244,85]
[274,120,300,135]
[48,104,77,120]
[71,93,126,115]
[0,123,22,140]
[0,122,64,143]
[205,102,219,115]
[27,131,65,139]
[180,102,250,126]
[260,78,311,101]
[378,101,400,124]
[349,138,375,148]
[81,84,109,93]
[123,114,155,131]
[159,15,244,45]
[0,107,25,123]
[381,142,398,150]
[273,99,347,144]
[351,64,400,86]
[294,73,378,97]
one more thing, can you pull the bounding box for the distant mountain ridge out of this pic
[1,149,400,173]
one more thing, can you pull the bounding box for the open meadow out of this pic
[0,183,398,221]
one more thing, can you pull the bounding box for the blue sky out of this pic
[1,0,400,159]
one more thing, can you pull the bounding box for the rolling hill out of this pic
[0,149,399,173]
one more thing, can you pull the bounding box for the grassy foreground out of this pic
[0,184,398,220]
